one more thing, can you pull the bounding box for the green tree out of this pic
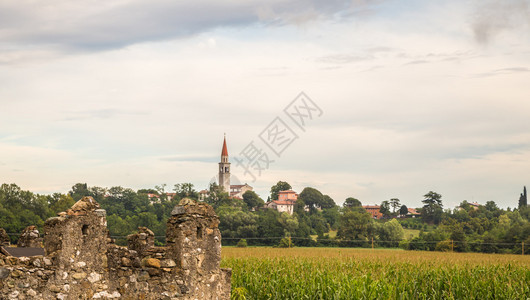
[322,206,340,230]
[236,239,248,248]
[218,206,258,243]
[390,198,401,214]
[173,183,198,200]
[256,209,284,245]
[518,186,528,209]
[155,184,167,195]
[69,183,90,201]
[321,195,336,209]
[485,200,499,212]
[270,181,292,200]
[205,183,230,208]
[88,186,106,202]
[278,212,299,236]
[422,191,443,224]
[343,197,362,208]
[299,187,324,213]
[309,213,328,236]
[399,205,408,216]
[49,193,75,214]
[378,219,404,247]
[379,201,391,219]
[137,188,157,194]
[337,209,375,247]
[242,190,264,211]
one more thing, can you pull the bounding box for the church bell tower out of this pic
[218,135,231,193]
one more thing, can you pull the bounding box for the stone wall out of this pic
[0,228,9,246]
[0,197,231,299]
[17,226,42,248]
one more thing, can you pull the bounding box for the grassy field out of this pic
[221,247,530,299]
[402,228,420,239]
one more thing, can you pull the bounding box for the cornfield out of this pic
[221,247,530,299]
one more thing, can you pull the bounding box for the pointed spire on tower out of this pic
[221,135,228,157]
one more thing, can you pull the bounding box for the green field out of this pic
[402,228,420,239]
[221,247,530,299]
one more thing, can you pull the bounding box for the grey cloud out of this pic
[498,67,530,72]
[473,66,530,77]
[472,0,530,45]
[404,60,429,65]
[0,0,378,52]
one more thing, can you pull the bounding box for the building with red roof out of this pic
[363,205,383,219]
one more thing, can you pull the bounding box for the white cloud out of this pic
[0,0,529,209]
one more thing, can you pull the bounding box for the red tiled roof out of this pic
[221,136,228,157]
[407,208,420,215]
[273,200,296,205]
[362,205,380,209]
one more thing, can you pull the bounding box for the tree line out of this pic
[1,182,529,254]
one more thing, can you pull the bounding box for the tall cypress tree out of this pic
[523,185,528,206]
[518,186,527,208]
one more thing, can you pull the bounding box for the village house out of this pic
[266,190,299,215]
[362,204,421,219]
[146,192,176,203]
[362,205,383,219]
[229,184,253,199]
[405,207,421,218]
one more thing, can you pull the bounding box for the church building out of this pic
[199,136,254,200]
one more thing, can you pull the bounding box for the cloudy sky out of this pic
[1,0,529,209]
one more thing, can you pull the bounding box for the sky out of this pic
[1,0,529,209]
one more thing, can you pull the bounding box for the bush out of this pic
[317,235,339,247]
[399,240,410,250]
[409,237,428,251]
[278,237,293,248]
[435,240,452,252]
[236,239,248,248]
